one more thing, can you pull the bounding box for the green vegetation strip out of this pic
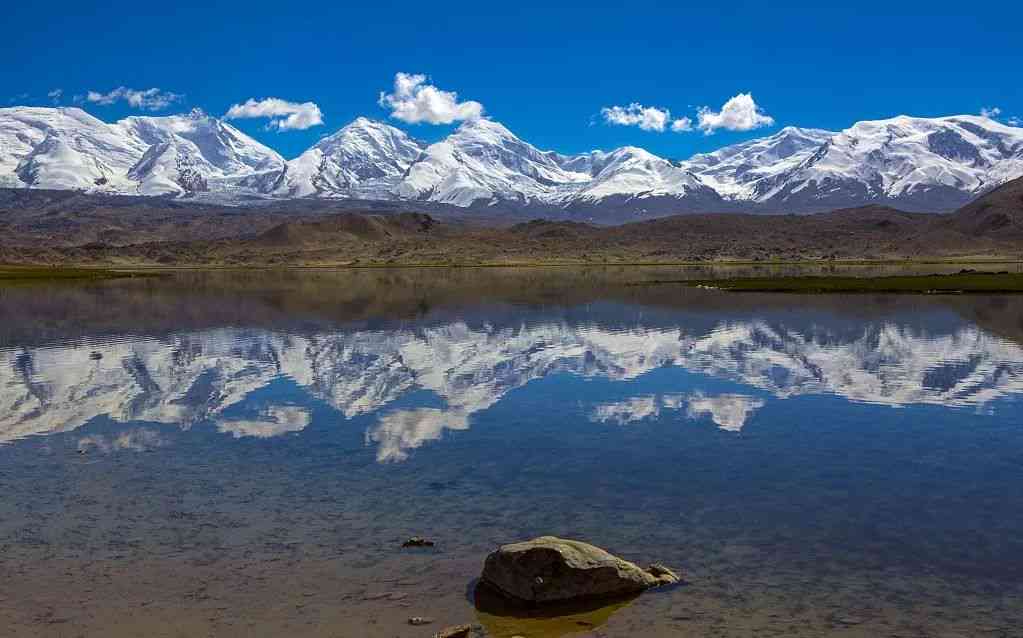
[683,272,1023,293]
[0,267,159,281]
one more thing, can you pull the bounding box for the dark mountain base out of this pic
[2,181,1022,267]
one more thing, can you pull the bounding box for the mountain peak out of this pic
[315,117,415,151]
[777,125,834,139]
[281,116,423,199]
[347,116,391,129]
[455,117,515,138]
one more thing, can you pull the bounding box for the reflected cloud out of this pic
[366,407,470,462]
[590,392,763,431]
[217,406,311,439]
[591,395,681,425]
[78,428,166,454]
[686,392,765,432]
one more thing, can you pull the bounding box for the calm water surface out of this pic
[0,268,1021,637]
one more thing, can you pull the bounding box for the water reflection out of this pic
[2,271,1023,637]
[592,392,766,431]
[3,316,1022,460]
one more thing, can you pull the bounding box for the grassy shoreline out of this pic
[2,258,1022,273]
[679,271,1023,294]
[0,267,164,281]
[1,261,1022,285]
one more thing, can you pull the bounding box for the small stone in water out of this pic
[408,616,434,625]
[402,536,436,548]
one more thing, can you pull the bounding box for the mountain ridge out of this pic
[1,106,1022,218]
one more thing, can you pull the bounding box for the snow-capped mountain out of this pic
[275,116,424,198]
[393,119,724,213]
[749,115,1023,211]
[679,126,837,200]
[394,118,592,206]
[0,107,283,196]
[559,145,725,215]
[2,106,1023,216]
[116,110,284,196]
[0,107,147,191]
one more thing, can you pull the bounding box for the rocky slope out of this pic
[944,174,1023,239]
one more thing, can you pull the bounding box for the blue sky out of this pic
[3,0,1020,159]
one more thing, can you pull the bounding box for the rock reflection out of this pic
[473,581,639,638]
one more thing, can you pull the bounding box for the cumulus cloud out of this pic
[601,103,692,133]
[1009,116,1022,127]
[85,86,182,111]
[980,106,1002,118]
[671,117,694,132]
[224,97,324,131]
[47,89,62,104]
[378,72,483,125]
[697,93,774,134]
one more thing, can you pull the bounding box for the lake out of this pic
[1,267,1021,637]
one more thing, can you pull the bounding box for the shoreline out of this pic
[2,258,1023,276]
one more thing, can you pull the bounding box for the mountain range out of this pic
[2,106,1023,219]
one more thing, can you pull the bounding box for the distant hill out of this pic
[4,189,1023,266]
[946,176,1023,239]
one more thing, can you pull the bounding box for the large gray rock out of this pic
[480,536,679,604]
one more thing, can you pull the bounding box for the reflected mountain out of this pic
[3,314,1022,459]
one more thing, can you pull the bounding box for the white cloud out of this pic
[602,103,668,132]
[601,103,692,133]
[671,116,693,132]
[378,72,483,125]
[697,93,774,134]
[47,89,62,104]
[224,97,324,131]
[980,106,1002,118]
[85,86,182,111]
[1009,116,1022,127]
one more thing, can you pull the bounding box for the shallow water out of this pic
[1,268,1022,637]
